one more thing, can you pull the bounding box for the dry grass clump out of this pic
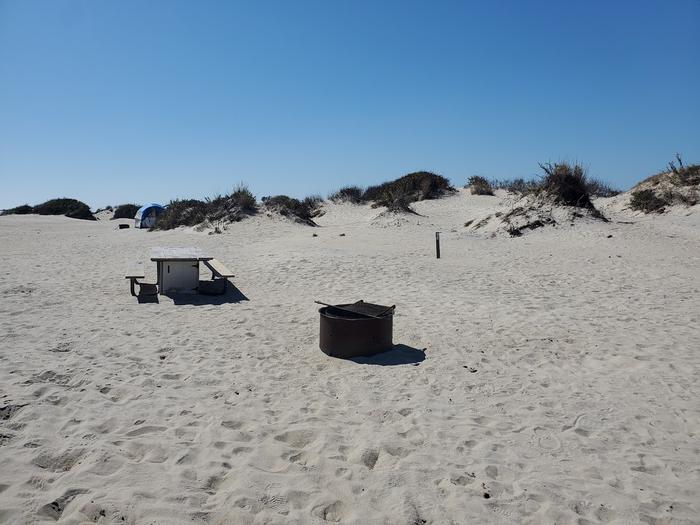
[262,194,324,226]
[489,178,541,194]
[538,162,595,208]
[1,198,95,220]
[156,184,258,230]
[585,178,621,198]
[112,203,140,220]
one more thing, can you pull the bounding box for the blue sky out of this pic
[1,0,698,210]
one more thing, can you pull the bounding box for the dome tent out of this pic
[134,203,165,229]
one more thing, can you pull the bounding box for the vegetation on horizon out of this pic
[485,173,619,198]
[329,186,364,204]
[261,194,324,226]
[155,184,257,230]
[112,203,141,220]
[1,198,95,220]
[329,171,455,213]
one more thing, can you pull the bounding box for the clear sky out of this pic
[1,0,698,210]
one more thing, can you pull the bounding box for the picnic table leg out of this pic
[130,278,137,296]
[156,261,162,294]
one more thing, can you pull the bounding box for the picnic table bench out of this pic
[201,258,235,295]
[125,260,157,296]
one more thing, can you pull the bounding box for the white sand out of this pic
[1,191,699,524]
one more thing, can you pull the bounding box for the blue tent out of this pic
[134,203,165,228]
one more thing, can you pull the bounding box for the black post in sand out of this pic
[435,231,441,259]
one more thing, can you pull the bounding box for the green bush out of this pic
[629,189,668,213]
[112,203,141,220]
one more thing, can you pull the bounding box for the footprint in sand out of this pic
[450,473,475,486]
[126,425,166,437]
[38,489,89,520]
[311,501,346,523]
[221,420,244,430]
[285,490,311,510]
[0,404,25,421]
[32,449,84,472]
[532,427,562,452]
[360,449,379,470]
[274,429,317,449]
[562,414,592,437]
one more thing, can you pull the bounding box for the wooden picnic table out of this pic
[126,247,234,297]
[150,247,212,262]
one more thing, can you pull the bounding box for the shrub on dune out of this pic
[1,198,96,220]
[538,162,596,209]
[262,194,323,226]
[112,203,141,220]
[156,199,208,229]
[156,184,258,230]
[628,155,699,213]
[1,204,33,215]
[34,198,96,220]
[229,184,257,212]
[467,176,494,195]
[363,171,455,212]
[329,186,364,203]
[629,189,668,213]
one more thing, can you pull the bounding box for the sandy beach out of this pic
[1,190,699,524]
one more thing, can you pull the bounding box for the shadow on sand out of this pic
[136,284,159,304]
[165,282,249,306]
[349,344,426,366]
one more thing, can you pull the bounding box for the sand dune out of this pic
[1,191,699,524]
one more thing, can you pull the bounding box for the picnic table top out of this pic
[150,247,213,261]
